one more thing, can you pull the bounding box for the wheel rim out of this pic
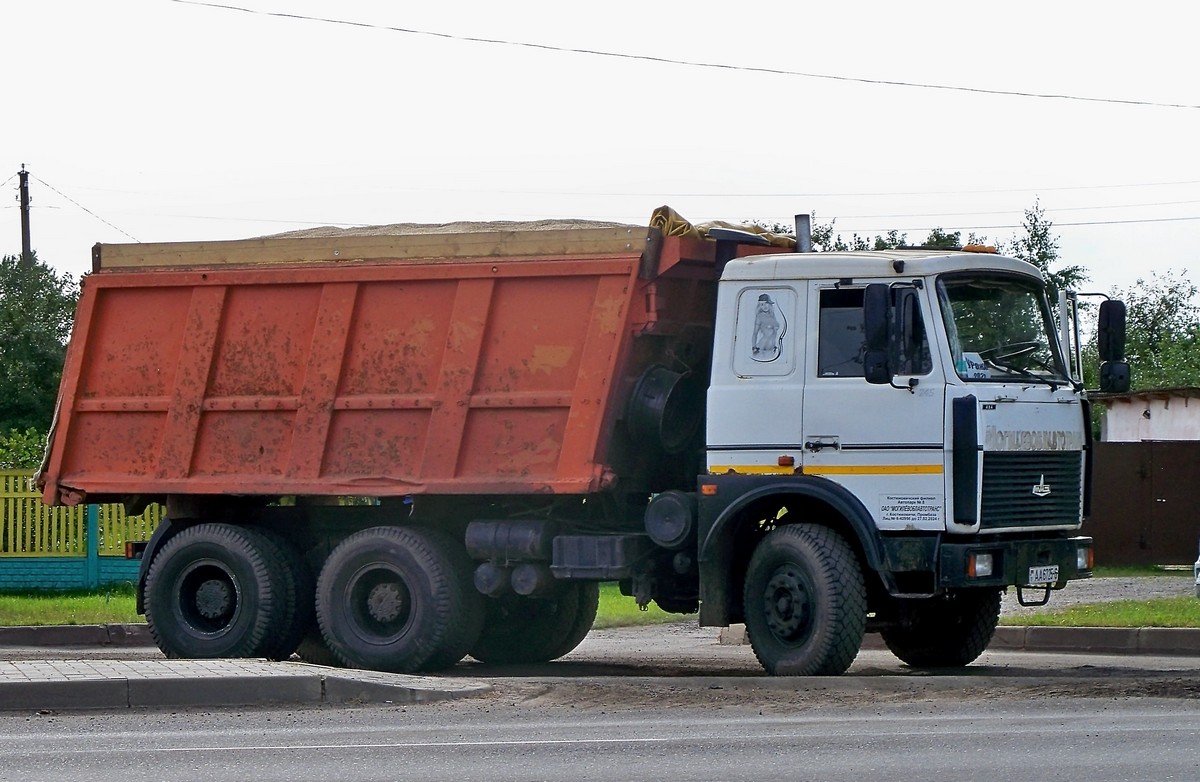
[345,564,414,644]
[175,559,241,636]
[762,563,814,645]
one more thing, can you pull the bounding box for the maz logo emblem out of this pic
[1031,474,1052,497]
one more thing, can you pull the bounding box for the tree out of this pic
[0,253,79,432]
[873,229,907,250]
[810,222,977,253]
[920,228,960,249]
[1005,199,1088,304]
[810,217,908,252]
[1111,269,1200,389]
[0,427,49,469]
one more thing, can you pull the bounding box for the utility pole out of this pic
[18,165,33,267]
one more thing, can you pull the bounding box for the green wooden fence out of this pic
[0,470,162,589]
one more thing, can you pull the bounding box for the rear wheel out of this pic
[880,588,1002,668]
[548,582,599,660]
[743,524,866,676]
[470,582,599,665]
[295,625,345,667]
[144,523,283,659]
[252,528,314,661]
[315,526,483,673]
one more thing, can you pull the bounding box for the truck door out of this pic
[800,282,948,532]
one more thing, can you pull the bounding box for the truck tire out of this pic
[143,523,284,659]
[315,526,483,673]
[295,626,345,667]
[743,524,866,676]
[251,528,315,661]
[880,588,1002,668]
[548,582,600,660]
[469,582,599,665]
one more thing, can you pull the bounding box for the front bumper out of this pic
[938,535,1092,589]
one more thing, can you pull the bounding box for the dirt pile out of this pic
[263,218,638,240]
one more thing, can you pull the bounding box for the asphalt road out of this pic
[1,574,1197,782]
[3,599,1200,782]
[2,696,1198,782]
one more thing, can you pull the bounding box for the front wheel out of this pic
[743,524,866,676]
[880,588,1002,668]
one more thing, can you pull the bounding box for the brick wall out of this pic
[98,557,141,588]
[0,558,88,590]
[0,557,141,591]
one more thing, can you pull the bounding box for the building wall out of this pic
[1089,441,1200,566]
[1101,395,1200,441]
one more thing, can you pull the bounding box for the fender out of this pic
[695,473,885,626]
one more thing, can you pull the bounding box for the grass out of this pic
[0,584,140,627]
[592,583,681,629]
[2,576,1196,629]
[0,582,682,629]
[1001,596,1200,628]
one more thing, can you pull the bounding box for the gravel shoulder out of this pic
[1000,574,1194,618]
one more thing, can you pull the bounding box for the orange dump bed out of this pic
[40,226,736,505]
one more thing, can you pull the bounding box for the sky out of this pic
[4,0,1199,298]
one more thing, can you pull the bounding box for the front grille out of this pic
[980,451,1082,529]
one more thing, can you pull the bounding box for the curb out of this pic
[0,659,493,712]
[8,623,1200,657]
[717,624,1200,657]
[989,625,1200,656]
[0,624,153,647]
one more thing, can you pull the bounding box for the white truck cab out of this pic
[695,245,1125,674]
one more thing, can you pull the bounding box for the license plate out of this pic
[1028,565,1059,585]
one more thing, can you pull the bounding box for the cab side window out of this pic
[817,289,865,377]
[892,286,933,376]
[817,286,931,378]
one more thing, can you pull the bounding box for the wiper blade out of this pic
[983,358,1062,390]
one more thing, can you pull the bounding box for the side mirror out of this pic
[1098,300,1126,362]
[863,284,891,384]
[1099,361,1131,393]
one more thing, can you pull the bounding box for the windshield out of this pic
[936,273,1069,384]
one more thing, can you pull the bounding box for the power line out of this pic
[30,175,140,242]
[1057,215,1200,227]
[170,0,1200,111]
[834,214,1200,233]
[837,198,1200,220]
[143,197,1200,228]
[527,179,1200,198]
[392,177,1200,198]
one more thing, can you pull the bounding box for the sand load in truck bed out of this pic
[41,212,786,506]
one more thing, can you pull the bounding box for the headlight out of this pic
[1077,544,1094,571]
[969,552,995,578]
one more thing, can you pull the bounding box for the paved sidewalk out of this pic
[0,656,492,712]
[3,621,1199,713]
[716,624,1200,656]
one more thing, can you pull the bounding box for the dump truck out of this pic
[36,207,1130,675]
